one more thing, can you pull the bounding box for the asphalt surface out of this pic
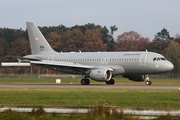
[0,84,179,90]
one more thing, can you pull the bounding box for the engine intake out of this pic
[89,69,112,81]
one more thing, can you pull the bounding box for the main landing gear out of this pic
[144,75,152,85]
[106,79,115,85]
[81,78,90,85]
[80,78,115,85]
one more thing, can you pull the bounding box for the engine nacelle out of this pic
[89,69,112,81]
[123,75,144,82]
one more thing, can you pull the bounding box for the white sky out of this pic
[0,0,179,40]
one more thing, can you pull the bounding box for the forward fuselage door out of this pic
[48,55,54,61]
[140,54,147,66]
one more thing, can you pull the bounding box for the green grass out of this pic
[0,77,180,109]
[0,89,180,109]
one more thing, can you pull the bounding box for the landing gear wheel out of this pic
[81,79,90,85]
[145,80,152,85]
[144,75,152,85]
[106,79,115,85]
[81,79,86,85]
[86,79,90,85]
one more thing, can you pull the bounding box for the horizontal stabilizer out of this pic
[1,62,30,66]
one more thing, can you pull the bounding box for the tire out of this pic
[106,79,115,85]
[145,80,152,85]
[86,79,90,85]
[81,79,90,85]
[81,79,86,85]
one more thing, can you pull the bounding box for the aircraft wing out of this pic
[30,60,92,68]
[30,60,92,74]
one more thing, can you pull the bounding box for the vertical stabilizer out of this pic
[26,22,55,54]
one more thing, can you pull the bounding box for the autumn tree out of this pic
[0,37,8,62]
[6,38,30,57]
[70,23,115,51]
[61,28,85,52]
[114,31,150,51]
[1,38,31,74]
[173,34,180,44]
[47,32,61,51]
[83,29,107,52]
[166,41,180,73]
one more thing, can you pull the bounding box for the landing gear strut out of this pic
[144,75,152,85]
[106,79,115,85]
[81,78,90,85]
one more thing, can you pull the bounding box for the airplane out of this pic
[22,22,174,85]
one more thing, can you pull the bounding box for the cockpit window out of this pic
[153,57,166,61]
[161,58,166,60]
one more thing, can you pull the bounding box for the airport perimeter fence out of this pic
[0,73,179,78]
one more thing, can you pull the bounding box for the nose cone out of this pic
[166,61,174,71]
[169,62,174,70]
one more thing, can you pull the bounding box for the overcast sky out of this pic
[0,0,179,40]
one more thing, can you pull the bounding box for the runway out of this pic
[0,84,179,90]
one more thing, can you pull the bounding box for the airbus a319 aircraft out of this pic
[22,22,174,85]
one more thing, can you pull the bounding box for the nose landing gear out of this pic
[144,75,152,85]
[145,80,152,85]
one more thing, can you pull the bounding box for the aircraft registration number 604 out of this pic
[101,57,109,64]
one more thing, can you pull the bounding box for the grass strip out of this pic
[0,88,180,109]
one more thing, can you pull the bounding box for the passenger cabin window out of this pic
[153,57,166,61]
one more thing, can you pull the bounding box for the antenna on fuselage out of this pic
[145,49,148,52]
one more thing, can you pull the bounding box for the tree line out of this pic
[0,23,180,74]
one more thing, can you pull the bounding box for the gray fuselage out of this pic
[24,51,174,76]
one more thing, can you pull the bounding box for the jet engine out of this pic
[89,69,112,81]
[123,75,144,82]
